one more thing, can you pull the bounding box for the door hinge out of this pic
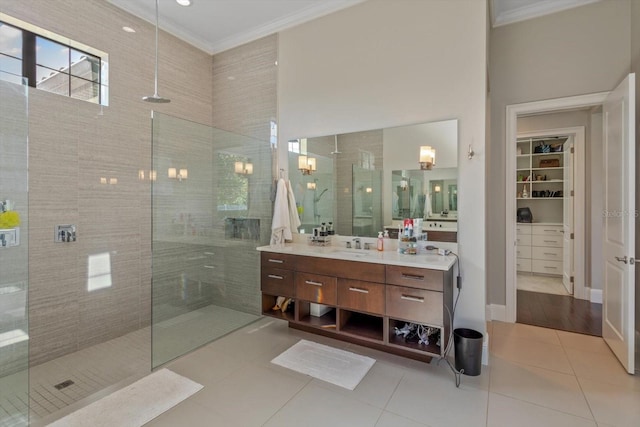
[571,147,574,154]
[570,233,574,239]
[570,190,574,196]
[570,276,574,283]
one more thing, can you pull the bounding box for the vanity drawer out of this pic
[261,267,294,297]
[531,224,563,236]
[516,258,532,272]
[532,234,562,247]
[295,272,337,305]
[516,234,531,246]
[261,252,296,270]
[516,246,531,259]
[531,259,563,275]
[337,279,385,315]
[296,256,385,283]
[386,285,443,326]
[385,265,443,291]
[516,224,532,235]
[532,246,562,261]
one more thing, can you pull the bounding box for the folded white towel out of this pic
[270,178,292,245]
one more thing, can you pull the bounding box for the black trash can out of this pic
[453,328,483,376]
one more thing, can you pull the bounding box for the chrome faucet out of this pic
[352,238,361,250]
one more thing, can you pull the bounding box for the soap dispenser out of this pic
[377,231,384,251]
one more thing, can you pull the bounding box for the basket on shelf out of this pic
[539,158,560,168]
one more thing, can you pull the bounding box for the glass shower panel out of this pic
[152,112,269,367]
[0,78,29,427]
[352,166,382,236]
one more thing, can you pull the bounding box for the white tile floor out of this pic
[144,319,640,427]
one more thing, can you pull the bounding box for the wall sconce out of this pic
[419,146,436,170]
[234,161,253,175]
[298,155,316,175]
[168,167,188,181]
[307,182,316,190]
[434,185,441,192]
[138,170,157,181]
[365,187,373,193]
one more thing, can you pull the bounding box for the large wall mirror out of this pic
[288,119,458,238]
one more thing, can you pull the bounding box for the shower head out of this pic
[143,0,171,103]
[142,94,171,103]
[331,135,341,155]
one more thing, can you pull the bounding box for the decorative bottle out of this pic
[522,185,528,198]
[377,232,384,251]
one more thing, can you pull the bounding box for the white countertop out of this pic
[257,243,456,271]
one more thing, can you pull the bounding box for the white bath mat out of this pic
[47,369,203,427]
[271,339,375,390]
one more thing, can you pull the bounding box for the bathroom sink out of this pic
[332,250,371,258]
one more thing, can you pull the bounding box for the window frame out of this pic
[0,13,109,106]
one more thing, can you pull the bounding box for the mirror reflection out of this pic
[288,119,458,238]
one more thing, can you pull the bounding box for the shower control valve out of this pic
[55,224,77,243]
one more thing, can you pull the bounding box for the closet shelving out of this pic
[516,137,565,201]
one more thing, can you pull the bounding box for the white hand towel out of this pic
[286,180,301,232]
[270,178,292,245]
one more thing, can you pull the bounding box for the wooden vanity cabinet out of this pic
[260,251,454,362]
[260,252,296,321]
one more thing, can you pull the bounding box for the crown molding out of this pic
[492,0,600,28]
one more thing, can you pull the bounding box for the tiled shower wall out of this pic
[0,0,213,366]
[210,35,278,314]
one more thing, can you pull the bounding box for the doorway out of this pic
[505,92,610,334]
[513,125,601,336]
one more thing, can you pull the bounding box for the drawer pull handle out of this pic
[348,287,369,294]
[204,252,215,255]
[268,274,284,280]
[543,229,557,232]
[543,240,557,243]
[543,252,556,256]
[401,294,424,303]
[401,273,424,281]
[305,280,323,287]
[268,259,284,264]
[543,266,557,270]
[204,265,215,269]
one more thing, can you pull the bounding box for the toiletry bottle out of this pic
[377,232,384,251]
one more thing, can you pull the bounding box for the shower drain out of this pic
[54,379,74,390]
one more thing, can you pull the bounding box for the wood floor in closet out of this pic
[516,289,602,336]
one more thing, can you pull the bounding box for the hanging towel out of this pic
[286,180,301,232]
[271,178,292,245]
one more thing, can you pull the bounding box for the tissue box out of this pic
[309,303,331,317]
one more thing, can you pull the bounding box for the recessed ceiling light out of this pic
[176,0,192,6]
[227,76,235,81]
[122,26,136,33]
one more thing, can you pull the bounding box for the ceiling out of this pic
[106,0,364,54]
[106,0,601,55]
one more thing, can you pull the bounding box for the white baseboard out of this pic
[486,304,507,322]
[590,289,603,304]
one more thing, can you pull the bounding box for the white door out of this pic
[603,73,635,374]
[562,140,574,294]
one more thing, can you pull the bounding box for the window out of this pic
[0,14,108,105]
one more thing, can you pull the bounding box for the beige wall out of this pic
[0,0,212,365]
[278,0,488,332]
[488,0,632,305]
